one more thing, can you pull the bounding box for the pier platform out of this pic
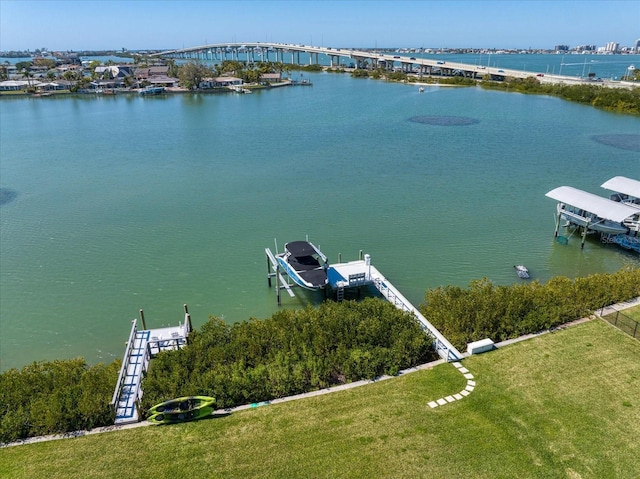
[111,309,192,425]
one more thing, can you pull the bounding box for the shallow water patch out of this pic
[0,188,17,206]
[591,134,640,152]
[408,115,480,126]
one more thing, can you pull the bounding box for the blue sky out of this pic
[1,0,638,52]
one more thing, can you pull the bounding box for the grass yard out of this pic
[1,319,638,479]
[622,304,640,321]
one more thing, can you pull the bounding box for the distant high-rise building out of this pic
[635,38,640,52]
[554,44,569,52]
[605,42,619,53]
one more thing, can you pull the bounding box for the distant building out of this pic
[635,38,640,53]
[135,66,169,80]
[554,45,569,52]
[604,42,619,53]
[94,65,133,78]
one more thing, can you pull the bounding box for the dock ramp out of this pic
[111,311,192,424]
[111,319,149,424]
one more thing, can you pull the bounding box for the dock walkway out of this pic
[111,313,191,425]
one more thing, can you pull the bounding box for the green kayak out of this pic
[147,406,214,425]
[148,396,215,416]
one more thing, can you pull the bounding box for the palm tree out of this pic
[21,68,33,90]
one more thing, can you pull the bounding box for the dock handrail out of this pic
[110,318,138,407]
[372,274,462,361]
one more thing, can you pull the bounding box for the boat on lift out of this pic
[276,240,328,290]
[545,186,637,235]
[601,176,640,233]
[601,176,640,206]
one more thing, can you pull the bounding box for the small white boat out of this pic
[276,241,328,290]
[418,87,425,93]
[514,265,530,279]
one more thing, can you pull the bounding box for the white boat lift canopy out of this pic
[601,176,640,200]
[545,186,639,223]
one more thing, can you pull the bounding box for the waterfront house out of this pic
[146,75,179,88]
[0,80,31,91]
[198,76,243,89]
[135,66,169,80]
[35,82,67,92]
[260,72,282,84]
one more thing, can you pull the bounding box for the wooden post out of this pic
[554,206,562,237]
[581,219,590,249]
[183,304,189,315]
[139,309,146,330]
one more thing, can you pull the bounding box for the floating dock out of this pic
[111,306,192,425]
[266,248,462,362]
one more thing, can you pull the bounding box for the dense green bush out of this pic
[481,78,640,114]
[2,268,637,442]
[0,359,119,444]
[421,267,640,350]
[351,69,370,78]
[141,298,435,411]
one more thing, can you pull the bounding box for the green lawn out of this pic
[1,319,638,479]
[623,304,640,321]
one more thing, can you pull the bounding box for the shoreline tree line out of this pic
[3,57,639,115]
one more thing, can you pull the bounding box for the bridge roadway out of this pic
[151,42,558,82]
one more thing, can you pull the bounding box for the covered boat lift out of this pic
[601,176,640,205]
[545,186,639,248]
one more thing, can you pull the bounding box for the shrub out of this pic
[421,267,640,350]
[0,359,119,443]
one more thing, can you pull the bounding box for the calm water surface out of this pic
[1,72,639,370]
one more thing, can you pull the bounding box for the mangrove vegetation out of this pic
[1,268,638,444]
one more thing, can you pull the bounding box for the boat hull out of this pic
[560,211,629,235]
[276,241,328,291]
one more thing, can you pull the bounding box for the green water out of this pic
[1,73,638,370]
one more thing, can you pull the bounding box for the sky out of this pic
[1,0,639,52]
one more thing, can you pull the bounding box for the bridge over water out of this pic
[150,42,609,85]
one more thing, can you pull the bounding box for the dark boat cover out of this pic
[285,241,318,257]
[285,241,327,288]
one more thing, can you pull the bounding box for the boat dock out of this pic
[111,306,192,425]
[266,248,462,362]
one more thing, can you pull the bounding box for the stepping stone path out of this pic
[428,362,475,409]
